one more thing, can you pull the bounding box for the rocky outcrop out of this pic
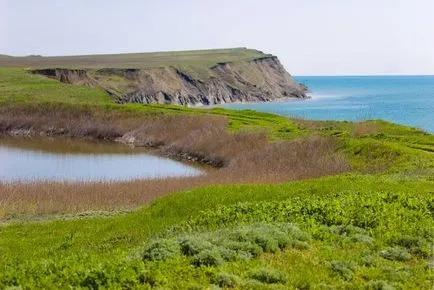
[32,55,308,106]
[32,68,95,87]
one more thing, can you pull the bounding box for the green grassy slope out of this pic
[0,52,433,288]
[0,175,432,288]
[0,68,112,104]
[2,66,432,175]
[0,48,268,69]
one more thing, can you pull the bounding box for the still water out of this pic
[0,138,202,182]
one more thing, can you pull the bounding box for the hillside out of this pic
[0,48,308,106]
[0,48,433,289]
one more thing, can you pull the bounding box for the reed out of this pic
[0,135,349,219]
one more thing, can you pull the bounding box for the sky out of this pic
[1,0,433,75]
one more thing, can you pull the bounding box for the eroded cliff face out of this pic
[32,56,308,106]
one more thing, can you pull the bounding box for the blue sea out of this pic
[224,76,434,133]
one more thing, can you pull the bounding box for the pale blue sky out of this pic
[1,0,433,75]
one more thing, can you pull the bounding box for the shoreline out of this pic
[0,130,224,169]
[195,95,312,109]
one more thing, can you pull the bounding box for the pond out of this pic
[0,138,203,182]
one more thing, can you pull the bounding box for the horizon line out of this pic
[293,74,434,77]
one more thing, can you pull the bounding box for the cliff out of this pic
[13,48,308,106]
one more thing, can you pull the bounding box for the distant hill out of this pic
[0,48,308,106]
[0,48,268,69]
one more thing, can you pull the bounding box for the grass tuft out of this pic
[379,247,412,262]
[328,261,357,281]
[249,268,288,284]
[142,239,181,262]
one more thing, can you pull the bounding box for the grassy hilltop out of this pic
[0,49,433,289]
[0,48,268,69]
[0,47,307,106]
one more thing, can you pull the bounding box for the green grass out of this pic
[0,68,112,104]
[0,47,268,69]
[0,174,432,288]
[0,61,433,288]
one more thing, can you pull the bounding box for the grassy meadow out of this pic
[0,54,433,288]
[0,48,268,72]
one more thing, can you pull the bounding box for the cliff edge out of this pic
[4,48,308,106]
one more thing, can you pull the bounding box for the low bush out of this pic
[142,239,181,261]
[223,241,261,258]
[249,268,288,284]
[380,247,412,261]
[141,223,310,267]
[212,272,241,288]
[393,235,429,258]
[364,280,397,290]
[328,261,357,281]
[179,237,214,256]
[191,249,224,267]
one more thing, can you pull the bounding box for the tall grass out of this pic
[0,106,349,218]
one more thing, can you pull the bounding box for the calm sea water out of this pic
[225,76,434,133]
[0,138,202,182]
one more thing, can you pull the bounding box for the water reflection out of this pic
[0,138,202,182]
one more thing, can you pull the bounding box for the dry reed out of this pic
[0,106,350,219]
[353,122,379,137]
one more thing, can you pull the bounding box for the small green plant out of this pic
[212,272,241,288]
[142,239,181,261]
[393,235,428,258]
[223,240,261,257]
[328,261,357,281]
[245,231,280,253]
[364,280,396,290]
[140,223,311,268]
[241,279,264,289]
[289,240,311,250]
[191,249,224,267]
[380,247,412,261]
[179,236,214,256]
[351,234,374,245]
[249,268,288,284]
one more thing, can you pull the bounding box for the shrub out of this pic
[328,261,357,281]
[179,236,214,256]
[191,249,224,267]
[379,248,411,261]
[142,239,181,261]
[364,280,396,290]
[223,241,261,258]
[361,254,378,267]
[351,234,374,245]
[395,235,423,249]
[279,223,311,242]
[241,279,264,289]
[289,240,311,250]
[230,223,309,254]
[329,225,366,237]
[393,235,428,258]
[213,272,241,288]
[140,223,310,269]
[249,268,288,284]
[247,232,280,253]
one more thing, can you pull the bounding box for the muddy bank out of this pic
[3,126,226,168]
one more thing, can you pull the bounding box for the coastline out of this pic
[196,95,312,109]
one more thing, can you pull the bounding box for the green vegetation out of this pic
[0,47,268,69]
[0,68,112,104]
[1,175,432,288]
[0,52,433,288]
